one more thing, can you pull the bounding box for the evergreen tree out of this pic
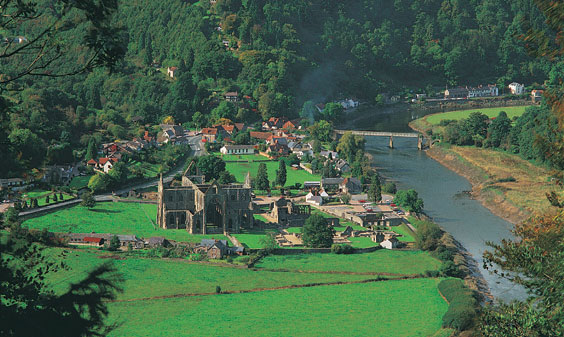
[275,159,287,187]
[368,175,382,203]
[108,235,121,251]
[144,34,153,66]
[302,214,336,248]
[86,138,97,160]
[255,163,269,190]
[80,192,96,209]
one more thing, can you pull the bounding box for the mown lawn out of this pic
[425,105,529,125]
[22,202,226,243]
[22,190,75,206]
[256,250,440,274]
[391,224,416,242]
[225,159,321,187]
[107,278,447,337]
[232,228,278,249]
[348,237,378,248]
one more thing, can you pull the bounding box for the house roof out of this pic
[147,237,166,245]
[250,131,272,140]
[223,145,255,150]
[322,178,344,185]
[200,239,228,248]
[98,157,118,165]
[342,177,361,186]
[225,91,238,97]
[117,235,141,242]
[84,237,103,243]
[201,128,218,135]
[87,159,97,165]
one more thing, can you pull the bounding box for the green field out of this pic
[391,224,416,242]
[232,228,278,249]
[107,278,447,337]
[348,236,378,248]
[256,250,440,275]
[225,156,321,187]
[22,190,75,206]
[46,248,373,301]
[22,202,226,243]
[69,175,93,189]
[425,105,530,125]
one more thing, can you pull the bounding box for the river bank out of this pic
[409,121,557,226]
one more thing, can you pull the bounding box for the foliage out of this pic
[301,214,336,248]
[414,219,444,251]
[195,155,226,182]
[382,182,397,194]
[275,159,287,187]
[217,171,236,184]
[340,194,351,204]
[0,225,124,337]
[394,189,424,213]
[368,175,382,203]
[481,209,564,335]
[254,162,269,190]
[331,244,355,254]
[258,233,278,254]
[336,132,365,162]
[438,279,478,331]
[80,192,96,209]
[108,235,121,251]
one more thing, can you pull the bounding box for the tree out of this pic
[382,182,397,194]
[341,194,351,204]
[487,111,512,148]
[312,140,322,153]
[0,225,124,337]
[336,132,365,162]
[107,161,129,183]
[4,207,19,225]
[196,155,226,182]
[217,171,235,185]
[80,192,96,209]
[86,138,98,160]
[368,175,382,203]
[259,233,278,254]
[320,102,344,122]
[53,194,58,202]
[301,214,335,248]
[309,120,334,142]
[108,235,121,251]
[255,163,269,190]
[0,0,124,84]
[88,174,109,193]
[45,195,50,204]
[192,111,207,130]
[394,189,424,213]
[275,159,287,187]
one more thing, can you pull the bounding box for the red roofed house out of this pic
[83,237,105,246]
[201,128,218,142]
[266,142,290,158]
[250,131,272,141]
[98,157,119,173]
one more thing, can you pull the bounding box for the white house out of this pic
[380,237,399,249]
[467,85,498,98]
[305,192,323,206]
[508,82,525,95]
[339,99,359,109]
[98,158,118,173]
[220,145,255,155]
[167,67,178,78]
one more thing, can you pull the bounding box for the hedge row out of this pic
[438,279,478,331]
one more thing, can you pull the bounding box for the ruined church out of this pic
[157,167,254,234]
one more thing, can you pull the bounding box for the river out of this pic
[354,107,527,302]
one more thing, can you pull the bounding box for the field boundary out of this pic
[107,274,431,303]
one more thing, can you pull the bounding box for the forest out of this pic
[0,0,560,176]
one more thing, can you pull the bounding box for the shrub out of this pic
[331,244,355,254]
[382,182,397,194]
[440,260,464,278]
[424,270,440,277]
[434,245,455,261]
[438,279,478,331]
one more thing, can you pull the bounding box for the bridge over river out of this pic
[334,130,426,149]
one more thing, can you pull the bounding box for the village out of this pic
[1,79,542,261]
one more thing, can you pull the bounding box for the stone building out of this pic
[270,197,311,226]
[157,169,254,234]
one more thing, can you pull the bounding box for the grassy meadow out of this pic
[107,278,448,337]
[256,250,441,275]
[22,202,226,243]
[424,105,529,125]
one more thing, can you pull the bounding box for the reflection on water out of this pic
[365,136,527,302]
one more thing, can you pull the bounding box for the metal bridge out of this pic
[333,130,426,149]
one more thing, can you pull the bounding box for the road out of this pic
[19,135,204,217]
